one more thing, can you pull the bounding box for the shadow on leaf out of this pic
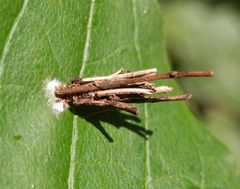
[69,105,153,142]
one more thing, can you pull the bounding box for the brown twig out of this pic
[55,71,214,98]
[73,98,139,115]
[119,94,192,103]
[54,69,214,115]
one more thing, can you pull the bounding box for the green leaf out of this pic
[0,0,24,57]
[0,1,239,189]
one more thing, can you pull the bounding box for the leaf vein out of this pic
[67,1,95,189]
[157,174,199,186]
[199,152,205,189]
[86,44,132,66]
[132,0,152,188]
[44,29,62,71]
[0,0,29,85]
[132,0,142,64]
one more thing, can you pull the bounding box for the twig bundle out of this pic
[54,68,214,115]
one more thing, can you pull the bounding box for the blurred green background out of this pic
[159,0,240,169]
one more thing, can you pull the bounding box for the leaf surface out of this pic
[0,1,239,189]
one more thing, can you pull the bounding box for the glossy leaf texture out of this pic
[0,1,239,189]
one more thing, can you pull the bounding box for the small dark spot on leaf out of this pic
[13,135,22,141]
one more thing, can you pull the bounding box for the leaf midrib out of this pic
[67,1,95,189]
[131,0,153,188]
